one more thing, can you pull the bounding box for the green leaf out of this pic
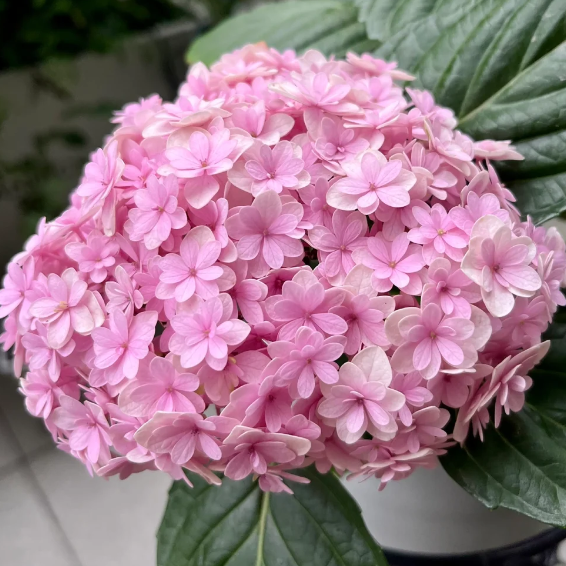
[186,1,379,66]
[157,467,388,566]
[441,311,566,526]
[360,0,566,224]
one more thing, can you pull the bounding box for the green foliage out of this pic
[441,308,566,526]
[158,466,388,566]
[0,0,186,72]
[187,1,378,66]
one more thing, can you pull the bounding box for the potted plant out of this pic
[2,2,566,565]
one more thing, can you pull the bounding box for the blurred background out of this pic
[0,2,260,565]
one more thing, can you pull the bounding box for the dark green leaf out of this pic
[157,466,388,566]
[441,312,566,526]
[359,0,566,224]
[186,1,379,66]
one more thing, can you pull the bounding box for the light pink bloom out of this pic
[188,198,230,248]
[391,371,433,426]
[229,260,268,325]
[265,271,347,340]
[0,258,35,318]
[198,350,270,406]
[161,129,236,208]
[65,232,119,284]
[105,265,144,317]
[169,295,250,370]
[473,139,523,161]
[428,365,492,409]
[499,296,549,348]
[268,327,345,398]
[135,413,232,464]
[20,369,79,419]
[327,151,415,214]
[125,174,187,250]
[225,191,304,273]
[300,177,335,229]
[224,375,293,432]
[386,303,491,379]
[461,216,542,317]
[453,343,549,442]
[449,192,509,236]
[391,406,449,454]
[52,396,111,464]
[230,100,294,145]
[331,293,394,354]
[76,140,125,235]
[29,268,105,349]
[119,356,204,417]
[408,203,468,264]
[156,228,223,302]
[318,347,405,443]
[422,258,481,319]
[312,116,369,170]
[230,141,309,196]
[21,323,75,381]
[92,309,158,385]
[223,426,310,480]
[308,210,366,284]
[353,233,424,294]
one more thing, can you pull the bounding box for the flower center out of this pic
[437,229,445,236]
[389,261,397,268]
[56,301,68,312]
[200,160,208,168]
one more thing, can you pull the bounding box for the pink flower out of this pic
[65,231,119,283]
[268,327,345,398]
[29,268,105,348]
[308,210,366,284]
[52,396,111,464]
[169,295,250,370]
[300,177,335,229]
[125,174,187,250]
[225,190,304,274]
[198,350,270,406]
[229,260,268,325]
[499,296,550,348]
[265,271,347,340]
[161,129,237,208]
[353,233,424,294]
[20,369,79,419]
[327,152,415,214]
[76,140,125,235]
[312,116,369,169]
[408,203,468,264]
[449,192,509,236]
[223,426,310,480]
[156,228,223,302]
[119,356,204,417]
[391,406,449,453]
[473,139,523,161]
[21,323,75,381]
[0,258,35,318]
[453,343,549,442]
[230,100,294,145]
[461,216,542,317]
[391,371,433,426]
[230,141,309,196]
[422,258,481,319]
[224,375,293,432]
[105,265,144,317]
[386,303,491,378]
[318,346,405,443]
[91,309,158,385]
[428,365,491,409]
[331,293,394,355]
[135,413,231,464]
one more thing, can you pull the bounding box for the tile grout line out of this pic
[0,404,85,566]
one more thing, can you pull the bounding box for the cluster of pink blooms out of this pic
[1,44,564,493]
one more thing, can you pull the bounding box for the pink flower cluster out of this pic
[1,45,564,493]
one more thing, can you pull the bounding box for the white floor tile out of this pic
[30,449,171,566]
[0,466,77,566]
[0,410,21,470]
[0,373,52,455]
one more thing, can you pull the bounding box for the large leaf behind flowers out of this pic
[357,0,566,224]
[441,310,566,526]
[157,466,388,566]
[187,1,378,66]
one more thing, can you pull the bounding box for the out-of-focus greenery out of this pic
[0,0,188,71]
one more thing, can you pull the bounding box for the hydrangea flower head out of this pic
[1,45,563,493]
